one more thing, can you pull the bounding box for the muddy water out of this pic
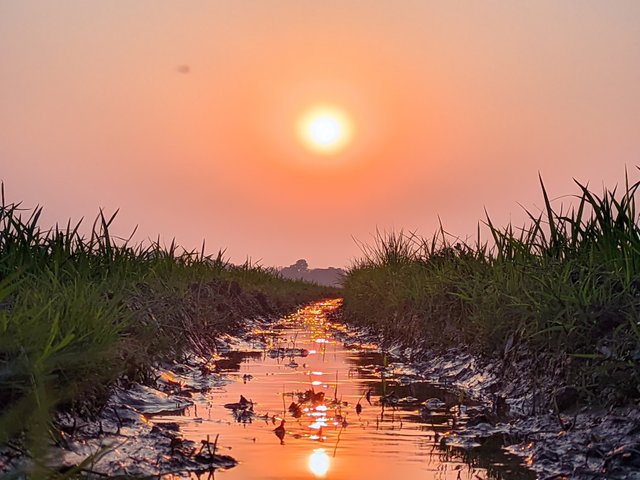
[156,300,534,480]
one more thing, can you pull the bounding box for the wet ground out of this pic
[3,299,638,478]
[154,299,534,479]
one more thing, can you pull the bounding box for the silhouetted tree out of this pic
[292,259,308,271]
[280,259,344,287]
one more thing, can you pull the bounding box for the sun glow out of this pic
[297,104,353,155]
[308,449,330,477]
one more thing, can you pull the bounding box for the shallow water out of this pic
[155,299,534,479]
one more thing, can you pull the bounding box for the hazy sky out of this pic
[2,1,639,267]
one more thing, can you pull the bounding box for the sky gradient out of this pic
[2,1,640,267]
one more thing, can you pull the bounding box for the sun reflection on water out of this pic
[308,449,330,477]
[151,298,534,479]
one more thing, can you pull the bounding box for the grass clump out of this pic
[343,172,640,405]
[0,187,337,459]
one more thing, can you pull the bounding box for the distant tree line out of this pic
[279,259,344,287]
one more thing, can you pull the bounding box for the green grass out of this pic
[0,187,338,462]
[343,172,640,404]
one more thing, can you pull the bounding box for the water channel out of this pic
[155,299,534,479]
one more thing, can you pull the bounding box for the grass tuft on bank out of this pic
[0,189,338,455]
[342,172,640,405]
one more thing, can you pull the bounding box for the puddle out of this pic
[153,299,534,479]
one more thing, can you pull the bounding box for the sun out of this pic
[297,104,353,155]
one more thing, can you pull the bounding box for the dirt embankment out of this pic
[1,280,337,478]
[331,307,640,480]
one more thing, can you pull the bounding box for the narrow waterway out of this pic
[155,299,534,479]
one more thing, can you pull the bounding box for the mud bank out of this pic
[0,321,277,478]
[2,357,240,477]
[0,276,334,479]
[331,316,640,480]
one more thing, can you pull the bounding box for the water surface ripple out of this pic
[157,300,533,480]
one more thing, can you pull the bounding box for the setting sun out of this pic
[297,104,353,155]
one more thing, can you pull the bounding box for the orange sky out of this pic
[2,2,640,267]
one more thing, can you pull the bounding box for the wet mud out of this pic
[335,318,640,480]
[4,299,638,479]
[151,300,534,479]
